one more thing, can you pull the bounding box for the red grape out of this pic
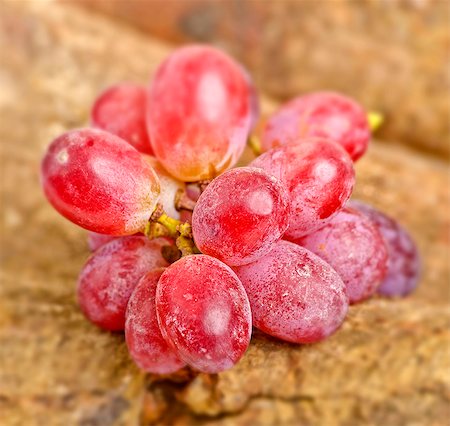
[143,155,185,220]
[147,45,252,181]
[41,129,160,235]
[234,240,348,344]
[91,83,153,154]
[251,138,355,239]
[87,231,117,252]
[192,167,290,266]
[349,201,421,297]
[262,92,370,161]
[125,268,185,374]
[77,236,169,331]
[156,255,252,373]
[294,207,388,304]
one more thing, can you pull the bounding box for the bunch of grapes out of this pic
[41,45,420,375]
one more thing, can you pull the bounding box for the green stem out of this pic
[248,135,262,156]
[367,112,384,132]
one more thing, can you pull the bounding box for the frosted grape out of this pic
[156,255,252,373]
[262,92,370,161]
[295,207,388,304]
[41,129,160,235]
[125,268,185,374]
[87,231,117,252]
[349,200,421,297]
[192,167,290,266]
[251,138,355,239]
[91,83,152,154]
[77,236,169,331]
[147,45,252,181]
[234,240,348,344]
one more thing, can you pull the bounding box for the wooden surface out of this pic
[0,1,449,425]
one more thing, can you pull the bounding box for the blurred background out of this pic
[1,1,449,425]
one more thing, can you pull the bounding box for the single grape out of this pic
[192,167,290,266]
[87,231,117,252]
[294,207,388,304]
[91,83,153,154]
[349,200,421,297]
[251,138,355,239]
[41,129,160,235]
[156,255,252,373]
[125,268,186,374]
[234,240,348,344]
[77,236,169,331]
[143,155,185,220]
[147,45,252,181]
[262,91,370,161]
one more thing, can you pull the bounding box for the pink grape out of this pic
[87,231,117,252]
[125,268,185,374]
[147,45,252,181]
[295,207,388,304]
[251,138,355,239]
[234,240,348,344]
[156,255,252,373]
[192,167,290,266]
[41,129,160,235]
[91,83,153,154]
[77,236,169,331]
[262,91,370,161]
[349,200,421,297]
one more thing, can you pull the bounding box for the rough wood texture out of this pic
[73,0,450,159]
[0,1,449,425]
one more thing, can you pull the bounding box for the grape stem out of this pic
[248,135,262,156]
[367,112,384,132]
[175,188,197,212]
[146,203,200,257]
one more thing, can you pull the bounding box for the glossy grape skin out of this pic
[78,236,169,331]
[143,156,184,220]
[147,45,252,182]
[91,83,153,154]
[192,167,290,266]
[262,91,370,161]
[234,240,348,344]
[41,129,160,235]
[125,268,185,374]
[349,201,421,297]
[156,255,252,373]
[295,207,388,304]
[251,138,355,240]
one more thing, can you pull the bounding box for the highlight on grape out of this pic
[40,44,421,374]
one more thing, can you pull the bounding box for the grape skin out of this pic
[87,231,117,252]
[147,45,252,182]
[251,138,355,240]
[295,207,388,304]
[192,167,290,266]
[262,91,370,161]
[234,240,348,344]
[91,83,153,155]
[41,129,160,235]
[156,255,252,373]
[349,200,421,297]
[77,236,169,331]
[125,268,185,374]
